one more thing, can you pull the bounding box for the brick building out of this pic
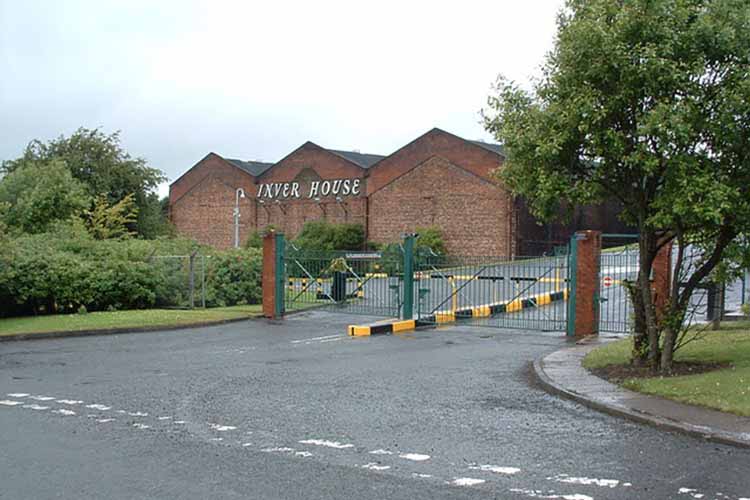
[169,128,630,256]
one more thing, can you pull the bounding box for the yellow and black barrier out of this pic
[423,289,568,325]
[348,319,417,337]
[347,288,569,336]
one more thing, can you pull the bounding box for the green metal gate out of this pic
[598,235,639,333]
[283,241,407,318]
[413,247,569,332]
[281,234,569,332]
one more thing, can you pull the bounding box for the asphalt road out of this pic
[1,311,749,500]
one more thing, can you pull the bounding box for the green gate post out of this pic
[274,233,286,318]
[566,235,578,337]
[402,234,415,320]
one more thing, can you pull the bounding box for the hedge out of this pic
[0,230,262,317]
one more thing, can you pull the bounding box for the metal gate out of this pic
[283,243,406,317]
[413,250,569,332]
[598,235,639,333]
[281,235,569,333]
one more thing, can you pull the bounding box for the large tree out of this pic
[484,0,750,372]
[0,160,90,234]
[1,128,169,238]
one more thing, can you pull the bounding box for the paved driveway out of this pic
[1,310,748,500]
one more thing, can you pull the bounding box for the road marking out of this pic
[470,465,521,475]
[549,475,619,488]
[56,400,83,405]
[319,338,344,343]
[299,439,354,449]
[361,463,390,471]
[291,335,342,344]
[452,478,485,486]
[132,423,150,429]
[209,423,237,432]
[86,404,111,411]
[242,442,253,447]
[128,411,148,417]
[369,449,393,455]
[7,393,29,398]
[52,409,76,416]
[412,473,433,479]
[22,404,49,410]
[295,451,313,457]
[158,416,173,420]
[209,438,223,442]
[29,395,55,401]
[511,489,593,500]
[174,420,187,424]
[97,418,115,423]
[261,447,295,452]
[0,400,23,406]
[399,453,430,461]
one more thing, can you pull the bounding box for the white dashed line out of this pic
[299,439,354,449]
[158,416,173,421]
[242,442,253,447]
[29,396,55,401]
[295,451,313,457]
[399,453,430,461]
[291,335,342,344]
[85,404,111,411]
[550,475,619,488]
[369,449,393,455]
[52,409,76,416]
[56,400,83,405]
[470,465,521,475]
[412,473,433,479]
[127,411,148,417]
[22,404,49,410]
[209,424,237,432]
[261,447,295,453]
[97,418,115,423]
[7,393,29,398]
[361,463,390,471]
[132,423,151,429]
[0,400,23,406]
[452,478,485,486]
[174,420,187,424]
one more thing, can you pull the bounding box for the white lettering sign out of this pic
[257,178,363,199]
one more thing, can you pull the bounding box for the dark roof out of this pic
[326,149,385,168]
[225,158,274,176]
[469,140,505,156]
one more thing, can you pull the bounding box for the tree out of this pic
[0,160,90,234]
[85,193,138,240]
[484,0,750,372]
[1,128,168,238]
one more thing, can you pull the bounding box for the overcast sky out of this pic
[0,0,564,198]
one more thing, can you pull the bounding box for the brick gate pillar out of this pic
[262,232,284,319]
[567,230,602,337]
[652,242,672,320]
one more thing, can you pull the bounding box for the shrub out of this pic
[293,220,365,251]
[205,248,262,306]
[414,226,446,255]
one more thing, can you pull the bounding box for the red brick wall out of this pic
[572,230,602,337]
[252,142,367,238]
[170,154,256,249]
[366,128,503,195]
[368,155,514,256]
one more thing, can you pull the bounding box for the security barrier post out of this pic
[402,235,415,320]
[566,230,601,337]
[262,231,286,319]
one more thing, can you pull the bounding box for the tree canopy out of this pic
[484,0,750,372]
[1,128,169,238]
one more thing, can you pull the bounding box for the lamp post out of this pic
[234,188,246,248]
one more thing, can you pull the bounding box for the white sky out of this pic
[0,0,564,198]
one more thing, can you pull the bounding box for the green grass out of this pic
[583,322,750,416]
[0,305,266,337]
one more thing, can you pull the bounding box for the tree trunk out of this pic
[627,276,648,366]
[638,233,660,370]
[660,326,676,374]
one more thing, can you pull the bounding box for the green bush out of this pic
[293,220,365,251]
[415,226,446,255]
[0,229,263,317]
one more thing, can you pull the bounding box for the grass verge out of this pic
[583,322,750,417]
[0,305,269,337]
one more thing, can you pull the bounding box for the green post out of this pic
[402,234,415,320]
[275,233,286,317]
[566,235,578,337]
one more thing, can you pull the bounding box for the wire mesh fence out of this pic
[147,253,207,309]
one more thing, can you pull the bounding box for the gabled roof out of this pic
[469,139,505,156]
[326,149,385,168]
[225,158,274,177]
